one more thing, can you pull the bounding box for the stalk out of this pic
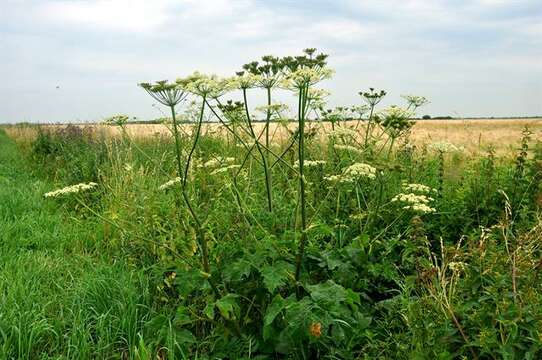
[170,97,214,292]
[294,84,309,294]
[364,105,375,148]
[243,89,273,212]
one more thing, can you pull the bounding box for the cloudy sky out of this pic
[1,0,541,123]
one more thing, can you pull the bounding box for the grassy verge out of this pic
[0,129,152,359]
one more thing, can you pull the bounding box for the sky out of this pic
[1,0,541,123]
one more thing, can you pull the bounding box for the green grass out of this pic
[0,129,153,359]
[2,122,542,359]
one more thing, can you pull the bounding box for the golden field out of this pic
[4,118,542,155]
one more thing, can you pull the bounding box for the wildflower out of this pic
[210,164,241,175]
[158,177,181,190]
[402,204,436,214]
[293,160,326,168]
[378,106,414,120]
[103,114,129,126]
[44,182,98,198]
[428,142,464,153]
[401,94,429,109]
[176,72,234,98]
[139,80,187,106]
[351,104,370,117]
[325,163,377,184]
[281,67,334,90]
[324,174,350,183]
[309,322,322,338]
[402,183,437,194]
[333,144,363,155]
[197,157,236,169]
[392,193,436,214]
[343,163,377,180]
[359,88,386,106]
[392,193,433,204]
[231,71,263,89]
[255,103,290,115]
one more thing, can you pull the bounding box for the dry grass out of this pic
[4,118,542,155]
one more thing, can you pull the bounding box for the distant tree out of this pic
[422,115,431,120]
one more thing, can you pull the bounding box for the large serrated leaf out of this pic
[260,261,293,293]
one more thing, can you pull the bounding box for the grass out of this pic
[2,117,542,358]
[1,48,541,358]
[0,129,154,359]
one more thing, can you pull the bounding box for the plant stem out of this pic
[243,89,273,212]
[176,98,212,281]
[294,85,309,295]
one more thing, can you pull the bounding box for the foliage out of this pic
[1,49,542,359]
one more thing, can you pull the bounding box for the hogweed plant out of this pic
[358,88,386,144]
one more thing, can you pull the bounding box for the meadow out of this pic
[1,49,542,359]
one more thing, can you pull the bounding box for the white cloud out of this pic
[1,0,541,122]
[37,0,176,33]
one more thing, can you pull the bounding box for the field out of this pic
[1,52,542,358]
[6,118,542,154]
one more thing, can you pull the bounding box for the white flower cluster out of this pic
[255,103,290,115]
[379,105,414,119]
[402,182,437,194]
[177,72,233,98]
[210,164,241,175]
[333,144,363,155]
[158,177,181,191]
[281,67,334,89]
[324,162,377,183]
[401,95,429,108]
[428,142,464,153]
[232,72,263,89]
[198,157,236,169]
[343,163,377,180]
[44,182,98,198]
[392,193,436,214]
[307,88,331,101]
[293,160,326,168]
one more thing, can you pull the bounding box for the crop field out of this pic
[1,50,542,359]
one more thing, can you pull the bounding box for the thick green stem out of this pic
[176,98,211,277]
[364,105,375,148]
[243,89,273,212]
[294,85,309,293]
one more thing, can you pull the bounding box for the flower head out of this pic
[103,114,129,127]
[401,94,429,109]
[44,182,98,198]
[392,192,436,214]
[428,141,464,153]
[177,72,233,98]
[158,177,181,190]
[138,80,187,106]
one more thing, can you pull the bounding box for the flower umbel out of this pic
[44,182,98,198]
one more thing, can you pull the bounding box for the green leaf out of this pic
[173,328,196,344]
[215,293,240,320]
[263,294,286,341]
[174,305,192,326]
[203,302,215,319]
[307,280,348,306]
[223,258,253,282]
[264,294,286,326]
[260,261,293,293]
